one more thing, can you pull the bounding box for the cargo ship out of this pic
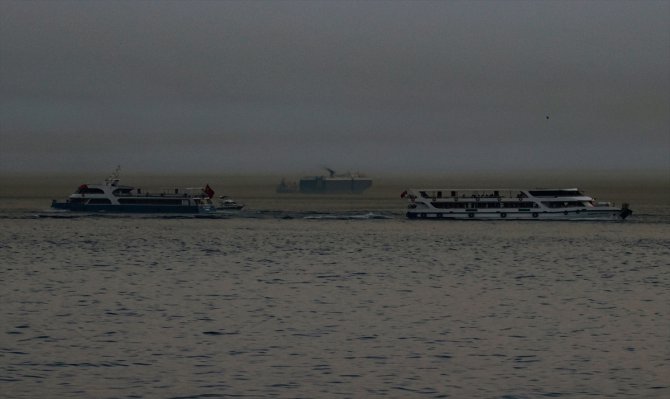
[277,168,372,194]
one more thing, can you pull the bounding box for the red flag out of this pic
[204,184,214,199]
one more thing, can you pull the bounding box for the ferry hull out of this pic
[406,209,627,221]
[51,201,213,214]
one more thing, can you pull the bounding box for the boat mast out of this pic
[105,165,121,186]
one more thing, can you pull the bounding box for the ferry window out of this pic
[118,198,183,205]
[542,201,584,208]
[529,190,581,197]
[502,201,535,208]
[77,188,105,194]
[87,199,112,204]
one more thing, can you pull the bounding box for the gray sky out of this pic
[1,0,668,175]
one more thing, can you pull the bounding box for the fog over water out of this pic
[2,4,670,398]
[1,0,669,175]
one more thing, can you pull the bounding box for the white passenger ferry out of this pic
[51,169,216,214]
[402,188,632,220]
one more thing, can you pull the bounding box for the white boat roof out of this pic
[409,188,581,191]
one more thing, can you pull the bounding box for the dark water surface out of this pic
[1,175,669,398]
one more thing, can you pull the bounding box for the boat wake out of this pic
[302,212,393,220]
[24,210,398,221]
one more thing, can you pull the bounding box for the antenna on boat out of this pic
[106,165,121,186]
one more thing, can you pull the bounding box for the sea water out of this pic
[1,174,669,398]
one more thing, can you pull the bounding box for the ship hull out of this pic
[51,201,211,214]
[406,209,625,221]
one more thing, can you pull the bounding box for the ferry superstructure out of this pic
[51,169,216,213]
[402,188,632,220]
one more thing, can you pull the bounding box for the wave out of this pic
[0,209,400,221]
[302,212,394,220]
[0,209,667,224]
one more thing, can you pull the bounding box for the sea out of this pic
[1,173,669,399]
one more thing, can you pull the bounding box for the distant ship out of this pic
[277,168,372,194]
[276,178,298,193]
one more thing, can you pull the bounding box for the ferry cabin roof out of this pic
[410,188,587,199]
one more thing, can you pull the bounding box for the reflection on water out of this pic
[1,174,669,398]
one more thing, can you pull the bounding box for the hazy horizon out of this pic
[1,0,668,175]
